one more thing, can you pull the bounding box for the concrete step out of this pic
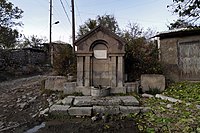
[73,96,139,107]
[49,96,145,116]
[49,105,150,116]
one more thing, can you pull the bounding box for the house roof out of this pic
[74,25,126,46]
[155,28,200,39]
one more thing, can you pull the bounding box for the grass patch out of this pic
[163,81,200,104]
[133,82,200,133]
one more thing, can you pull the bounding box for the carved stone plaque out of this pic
[94,50,107,59]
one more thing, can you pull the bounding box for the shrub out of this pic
[53,43,76,77]
[125,38,163,81]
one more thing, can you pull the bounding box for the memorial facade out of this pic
[75,26,126,93]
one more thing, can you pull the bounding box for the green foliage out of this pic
[20,35,47,49]
[120,22,162,81]
[134,82,200,132]
[124,35,163,81]
[53,43,76,77]
[0,0,23,49]
[167,19,198,30]
[77,14,119,38]
[168,0,200,23]
[163,82,200,104]
[0,27,20,49]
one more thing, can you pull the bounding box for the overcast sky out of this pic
[10,0,178,44]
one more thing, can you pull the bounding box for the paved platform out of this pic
[49,96,149,116]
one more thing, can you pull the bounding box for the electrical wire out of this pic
[75,1,83,25]
[64,0,71,9]
[59,0,71,24]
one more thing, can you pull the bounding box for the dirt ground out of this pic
[38,116,139,133]
[0,75,139,133]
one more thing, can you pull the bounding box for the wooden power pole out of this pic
[50,0,53,66]
[71,0,75,53]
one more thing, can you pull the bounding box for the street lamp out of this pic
[50,21,59,44]
[50,21,59,66]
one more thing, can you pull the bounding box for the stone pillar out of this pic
[117,56,123,87]
[111,56,117,87]
[108,57,112,86]
[84,56,90,87]
[77,56,83,86]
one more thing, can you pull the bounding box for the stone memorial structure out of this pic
[75,26,126,94]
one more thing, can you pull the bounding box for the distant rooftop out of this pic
[155,28,200,39]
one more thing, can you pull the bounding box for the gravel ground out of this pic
[0,75,139,133]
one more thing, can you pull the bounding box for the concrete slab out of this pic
[73,96,92,106]
[93,106,120,115]
[49,105,70,115]
[110,87,126,94]
[141,74,165,92]
[68,107,92,116]
[124,82,138,93]
[45,76,67,91]
[62,97,74,105]
[73,96,139,106]
[63,82,76,94]
[118,96,139,106]
[120,106,141,115]
[91,97,122,106]
[75,86,91,96]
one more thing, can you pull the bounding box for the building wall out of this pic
[160,35,200,81]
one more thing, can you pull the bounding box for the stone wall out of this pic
[160,35,200,81]
[0,48,48,67]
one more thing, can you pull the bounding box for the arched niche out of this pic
[90,40,110,86]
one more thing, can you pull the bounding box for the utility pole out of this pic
[50,0,52,44]
[50,0,53,66]
[71,0,75,53]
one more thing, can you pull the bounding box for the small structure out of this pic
[75,26,125,94]
[156,28,200,81]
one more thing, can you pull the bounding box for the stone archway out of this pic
[91,41,110,86]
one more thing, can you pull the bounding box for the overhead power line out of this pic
[59,0,71,24]
[64,0,71,8]
[75,1,83,24]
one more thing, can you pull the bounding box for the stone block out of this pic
[63,82,76,94]
[68,107,92,116]
[49,105,70,115]
[141,74,165,92]
[142,93,154,98]
[155,94,182,103]
[73,96,92,106]
[124,82,139,93]
[75,86,91,96]
[45,76,67,91]
[91,87,110,97]
[118,96,139,106]
[61,97,74,105]
[110,87,126,94]
[91,96,122,106]
[93,106,120,115]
